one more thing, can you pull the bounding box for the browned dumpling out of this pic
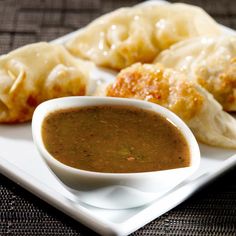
[0,42,93,123]
[156,36,236,111]
[106,63,236,149]
[66,2,221,70]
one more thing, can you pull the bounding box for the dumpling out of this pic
[156,36,236,111]
[0,42,93,123]
[65,2,221,70]
[106,63,236,149]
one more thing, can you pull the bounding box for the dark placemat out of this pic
[1,169,236,236]
[0,0,236,235]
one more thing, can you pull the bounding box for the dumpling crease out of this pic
[66,2,221,70]
[0,42,93,123]
[156,36,236,111]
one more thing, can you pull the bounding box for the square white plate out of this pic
[1,1,236,235]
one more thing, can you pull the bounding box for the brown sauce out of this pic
[42,105,190,173]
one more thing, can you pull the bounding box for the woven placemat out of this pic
[0,0,236,235]
[1,168,236,235]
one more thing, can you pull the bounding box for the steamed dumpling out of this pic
[66,3,221,70]
[106,63,236,149]
[0,42,93,123]
[156,36,236,111]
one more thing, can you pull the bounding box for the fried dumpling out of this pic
[106,63,236,149]
[0,42,92,123]
[66,3,221,70]
[156,36,236,111]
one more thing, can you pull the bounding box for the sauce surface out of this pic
[42,105,190,173]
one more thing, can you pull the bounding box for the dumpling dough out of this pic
[156,36,236,111]
[66,3,221,70]
[0,42,93,123]
[106,63,236,149]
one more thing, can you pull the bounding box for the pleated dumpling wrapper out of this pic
[156,36,236,111]
[65,2,221,70]
[106,63,236,149]
[0,42,93,123]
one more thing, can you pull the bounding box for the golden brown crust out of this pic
[106,63,204,121]
[106,63,236,148]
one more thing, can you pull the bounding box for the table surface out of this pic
[0,0,236,235]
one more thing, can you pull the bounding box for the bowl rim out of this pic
[32,96,200,178]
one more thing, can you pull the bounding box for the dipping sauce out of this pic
[42,106,190,173]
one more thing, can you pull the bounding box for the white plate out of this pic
[1,1,236,235]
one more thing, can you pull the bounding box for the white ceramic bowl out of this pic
[32,96,200,209]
